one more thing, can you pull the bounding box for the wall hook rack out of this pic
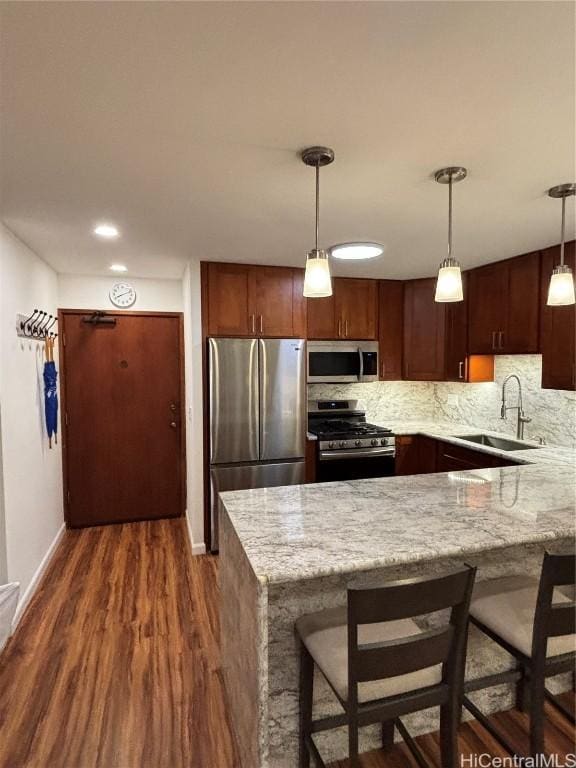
[16,309,58,340]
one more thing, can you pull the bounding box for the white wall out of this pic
[58,274,183,312]
[182,261,205,553]
[0,224,64,611]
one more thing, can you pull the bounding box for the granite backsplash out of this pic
[308,355,576,449]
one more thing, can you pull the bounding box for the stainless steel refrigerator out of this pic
[208,337,306,551]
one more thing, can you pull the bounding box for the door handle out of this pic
[458,361,464,379]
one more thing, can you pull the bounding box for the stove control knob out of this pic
[381,438,388,446]
[339,441,347,448]
[355,440,361,447]
[371,438,378,446]
[329,441,335,449]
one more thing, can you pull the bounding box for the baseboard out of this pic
[12,522,65,629]
[185,509,206,556]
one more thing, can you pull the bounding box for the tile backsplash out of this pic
[308,355,576,449]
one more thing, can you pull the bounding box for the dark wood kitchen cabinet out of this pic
[468,251,540,354]
[307,278,378,340]
[540,241,576,391]
[435,439,517,471]
[378,280,403,380]
[203,262,306,338]
[403,278,447,380]
[394,435,421,476]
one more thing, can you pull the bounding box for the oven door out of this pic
[317,448,395,482]
[307,341,379,383]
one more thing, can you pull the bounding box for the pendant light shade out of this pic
[435,258,464,302]
[303,249,332,298]
[301,146,334,298]
[434,167,467,303]
[547,183,575,307]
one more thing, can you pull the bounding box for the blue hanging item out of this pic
[43,359,58,448]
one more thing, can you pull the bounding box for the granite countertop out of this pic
[220,421,576,586]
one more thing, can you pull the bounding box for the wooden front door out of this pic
[60,311,185,527]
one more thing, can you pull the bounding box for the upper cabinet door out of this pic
[250,266,305,338]
[206,263,252,336]
[505,251,540,353]
[444,273,469,381]
[403,278,446,381]
[540,242,576,391]
[468,262,508,353]
[378,280,403,380]
[336,278,378,340]
[306,293,337,339]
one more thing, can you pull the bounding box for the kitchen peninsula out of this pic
[219,426,576,767]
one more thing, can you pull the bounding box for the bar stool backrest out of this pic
[347,567,476,712]
[532,552,576,660]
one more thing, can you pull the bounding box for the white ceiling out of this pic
[1,1,574,280]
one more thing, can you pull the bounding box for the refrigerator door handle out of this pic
[259,338,267,460]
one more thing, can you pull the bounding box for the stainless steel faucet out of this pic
[501,374,532,439]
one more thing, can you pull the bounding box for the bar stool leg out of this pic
[516,666,530,713]
[349,717,360,767]
[529,670,546,758]
[440,700,460,768]
[299,642,313,768]
[382,720,395,752]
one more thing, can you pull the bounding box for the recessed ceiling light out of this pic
[93,223,119,239]
[330,242,384,260]
[109,264,128,272]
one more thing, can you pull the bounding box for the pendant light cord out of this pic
[560,194,566,266]
[448,173,453,259]
[315,163,320,252]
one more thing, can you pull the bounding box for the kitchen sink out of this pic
[457,434,540,451]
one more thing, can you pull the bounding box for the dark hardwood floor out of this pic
[0,518,573,768]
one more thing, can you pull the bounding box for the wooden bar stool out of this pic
[296,566,476,768]
[463,552,576,758]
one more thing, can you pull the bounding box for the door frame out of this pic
[58,309,187,527]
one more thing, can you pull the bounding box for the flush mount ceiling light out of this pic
[330,242,384,260]
[301,146,334,298]
[434,166,467,303]
[109,264,128,272]
[93,223,120,239]
[547,183,575,306]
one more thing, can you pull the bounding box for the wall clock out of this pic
[109,282,137,308]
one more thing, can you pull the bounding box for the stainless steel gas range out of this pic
[308,400,395,482]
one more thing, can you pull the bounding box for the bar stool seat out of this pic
[296,605,442,703]
[470,575,575,658]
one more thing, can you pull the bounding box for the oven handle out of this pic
[319,448,396,461]
[358,347,364,381]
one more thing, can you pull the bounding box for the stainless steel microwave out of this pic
[307,341,379,383]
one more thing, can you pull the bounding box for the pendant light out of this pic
[434,166,467,303]
[302,146,334,298]
[547,183,575,306]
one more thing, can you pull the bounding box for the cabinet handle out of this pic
[491,331,496,350]
[338,319,342,338]
[260,315,263,334]
[345,319,349,338]
[250,314,255,334]
[499,331,504,350]
[458,361,464,379]
[381,361,386,379]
